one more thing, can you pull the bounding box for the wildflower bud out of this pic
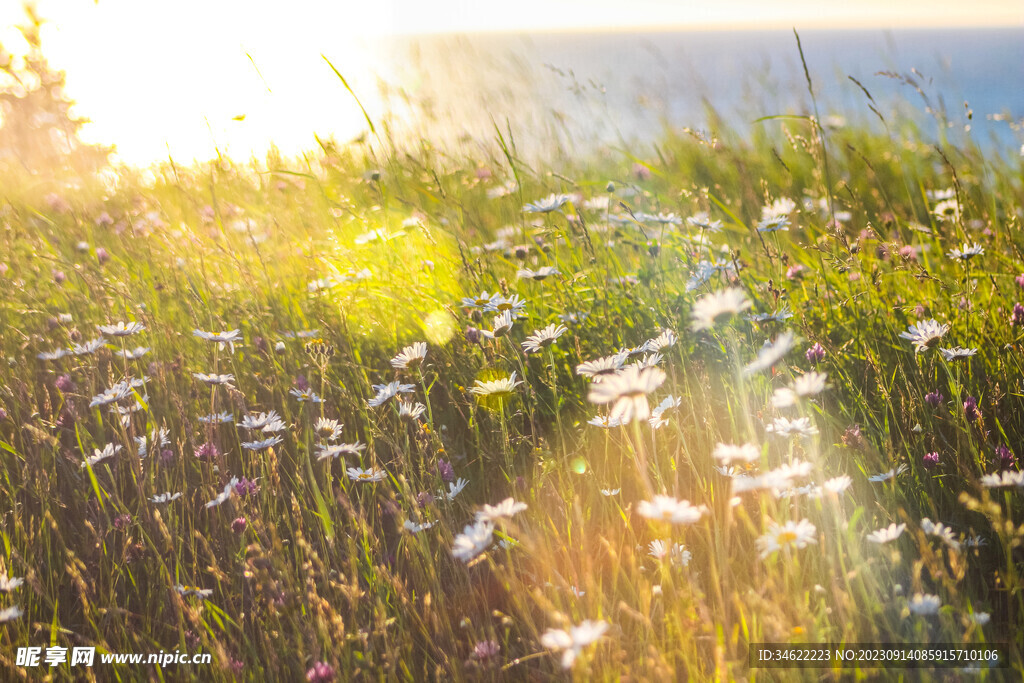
[1016,274,1024,288]
[160,448,174,463]
[274,341,286,353]
[114,514,131,531]
[922,452,940,469]
[254,336,269,354]
[996,445,1016,469]
[963,396,981,423]
[0,408,7,421]
[417,491,435,507]
[470,308,483,323]
[786,265,804,280]
[96,247,110,265]
[805,343,826,364]
[194,442,220,462]
[306,661,336,683]
[437,459,454,483]
[464,326,481,345]
[294,374,310,392]
[53,270,66,284]
[55,374,75,392]
[1010,303,1024,326]
[231,517,247,534]
[914,303,927,318]
[841,424,863,449]
[514,245,529,260]
[0,262,9,276]
[605,181,615,193]
[924,391,944,408]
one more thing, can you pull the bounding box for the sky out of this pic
[0,0,1020,165]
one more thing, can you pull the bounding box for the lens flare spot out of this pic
[423,310,456,345]
[571,457,587,474]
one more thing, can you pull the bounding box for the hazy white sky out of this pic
[0,0,1020,165]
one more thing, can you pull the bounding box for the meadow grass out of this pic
[0,88,1022,681]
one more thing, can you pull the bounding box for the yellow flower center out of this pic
[777,531,798,544]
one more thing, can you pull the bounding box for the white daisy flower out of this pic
[452,519,495,562]
[899,319,949,353]
[398,401,427,420]
[441,477,470,501]
[98,321,145,337]
[756,519,817,558]
[115,346,151,360]
[315,442,366,461]
[979,470,1024,488]
[0,606,23,621]
[756,215,790,232]
[932,199,961,222]
[174,585,214,599]
[461,291,498,308]
[193,329,242,352]
[690,288,752,331]
[135,427,170,458]
[743,331,796,376]
[939,347,978,362]
[771,371,828,408]
[645,329,677,352]
[37,347,72,361]
[540,620,609,670]
[631,353,663,370]
[238,410,283,432]
[403,519,434,533]
[648,539,670,560]
[476,497,528,523]
[687,213,723,232]
[685,261,735,292]
[523,193,572,213]
[868,464,909,482]
[198,412,234,424]
[89,382,134,408]
[193,372,234,386]
[748,304,794,323]
[468,372,522,398]
[588,415,624,428]
[241,436,283,451]
[204,477,239,508]
[576,353,627,382]
[346,467,387,483]
[637,496,707,524]
[150,492,183,504]
[921,518,961,551]
[484,294,528,317]
[0,574,24,592]
[521,324,568,353]
[390,342,427,369]
[908,593,942,616]
[969,612,991,625]
[366,381,416,407]
[290,388,324,403]
[947,242,984,261]
[866,522,906,544]
[764,416,818,438]
[516,266,560,281]
[600,488,621,496]
[72,337,108,356]
[314,417,344,441]
[587,365,666,424]
[483,310,515,339]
